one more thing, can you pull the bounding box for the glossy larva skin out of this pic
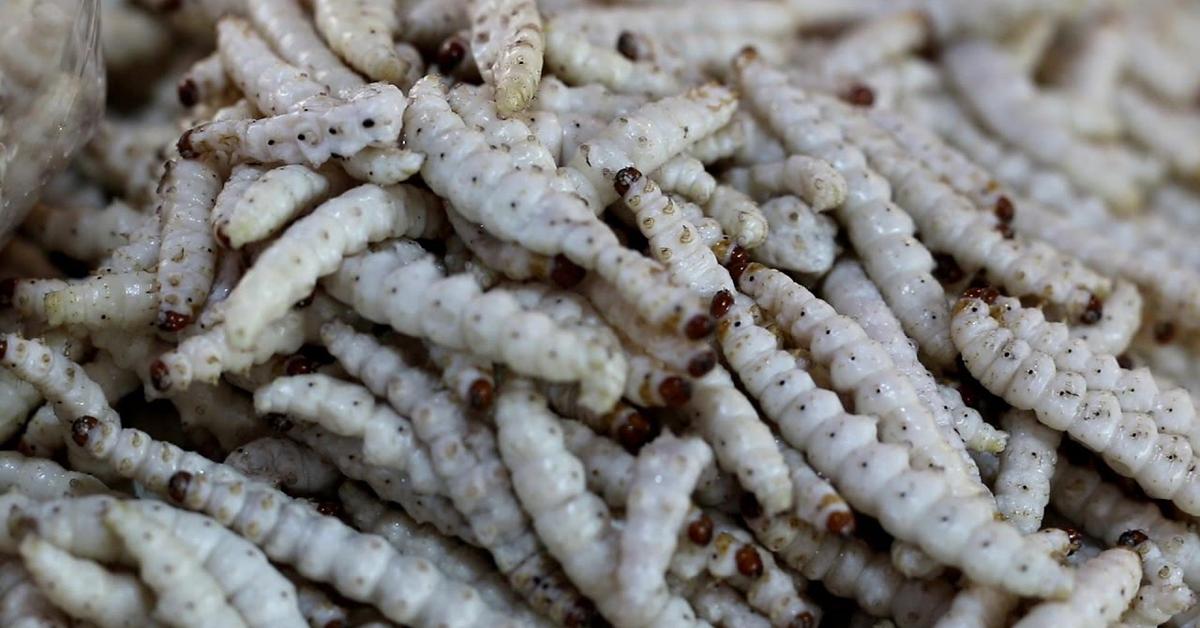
[180,52,231,109]
[1,334,116,427]
[746,512,953,628]
[244,0,363,97]
[104,504,249,628]
[687,115,746,165]
[18,536,158,628]
[701,184,770,249]
[724,155,848,212]
[426,344,495,409]
[446,210,557,283]
[339,146,425,186]
[216,17,328,116]
[11,278,68,323]
[934,584,1018,628]
[653,155,716,204]
[209,164,267,246]
[1121,539,1196,626]
[685,579,771,628]
[183,83,407,168]
[22,201,143,264]
[1068,280,1141,356]
[0,557,71,628]
[0,452,108,500]
[98,210,163,276]
[561,420,636,509]
[780,448,853,540]
[222,164,348,249]
[42,271,158,331]
[469,0,543,116]
[734,52,956,368]
[954,296,1200,513]
[314,0,406,85]
[157,158,223,328]
[994,410,1059,534]
[751,195,837,274]
[221,183,442,351]
[531,77,646,119]
[406,76,709,339]
[615,435,712,627]
[1014,548,1139,628]
[544,18,682,97]
[224,437,339,495]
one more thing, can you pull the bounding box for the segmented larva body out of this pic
[0,556,71,628]
[98,210,162,276]
[103,503,249,628]
[221,164,348,249]
[747,512,954,628]
[42,271,158,331]
[816,11,928,80]
[339,146,424,186]
[733,51,956,368]
[623,350,691,408]
[1014,547,1139,627]
[780,448,854,539]
[425,344,496,411]
[156,158,222,331]
[180,83,407,168]
[724,154,849,212]
[699,184,770,250]
[687,115,746,165]
[561,420,637,509]
[313,0,407,85]
[220,183,442,351]
[216,17,328,116]
[531,77,645,119]
[994,410,1060,534]
[1116,85,1200,178]
[209,164,266,245]
[254,374,441,493]
[447,210,567,285]
[684,579,771,628]
[751,195,837,274]
[615,434,712,627]
[10,277,68,322]
[1068,280,1141,356]
[953,294,1200,513]
[0,452,107,500]
[1122,536,1196,626]
[406,76,711,340]
[399,0,468,48]
[22,201,143,263]
[0,334,116,427]
[18,535,157,628]
[544,17,682,97]
[739,265,980,494]
[224,437,339,495]
[1051,459,1200,590]
[244,0,363,97]
[653,155,717,204]
[468,0,543,116]
[291,578,350,628]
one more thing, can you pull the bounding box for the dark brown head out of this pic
[725,247,751,282]
[177,79,199,108]
[157,311,192,333]
[684,314,714,341]
[1079,295,1104,325]
[826,510,855,536]
[735,544,764,577]
[616,31,641,60]
[1117,529,1149,548]
[436,36,468,72]
[994,196,1015,223]
[549,255,586,288]
[658,376,691,407]
[467,379,494,411]
[70,416,100,447]
[285,354,320,376]
[613,167,643,197]
[842,83,875,107]
[687,350,717,377]
[167,471,193,503]
[616,412,655,453]
[710,290,735,319]
[177,128,199,159]
[149,359,172,392]
[961,285,1000,304]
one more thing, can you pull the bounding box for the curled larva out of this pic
[21,201,143,264]
[468,0,543,116]
[700,184,770,250]
[244,0,363,97]
[1067,280,1141,356]
[1119,534,1196,627]
[42,271,158,331]
[314,0,407,85]
[338,146,425,186]
[653,155,717,204]
[994,410,1060,534]
[97,210,163,277]
[1014,547,1139,627]
[224,437,339,495]
[179,83,407,168]
[219,164,348,249]
[17,535,158,628]
[156,158,223,332]
[734,50,957,368]
[751,195,837,274]
[208,164,267,244]
[0,556,72,627]
[215,16,328,116]
[723,155,848,212]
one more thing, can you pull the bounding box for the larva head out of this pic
[687,349,717,377]
[726,248,752,282]
[842,83,875,107]
[616,31,642,60]
[177,128,199,159]
[167,471,193,504]
[613,167,643,198]
[1064,528,1083,554]
[658,376,691,407]
[616,412,656,453]
[467,379,494,411]
[826,510,855,536]
[1117,529,1149,548]
[436,36,468,72]
[149,359,172,392]
[685,315,715,341]
[157,310,192,333]
[0,278,16,308]
[734,544,763,577]
[733,46,761,69]
[687,514,714,545]
[285,354,320,376]
[1078,294,1104,325]
[550,255,586,288]
[177,78,199,108]
[710,290,735,319]
[994,196,1015,223]
[70,416,100,447]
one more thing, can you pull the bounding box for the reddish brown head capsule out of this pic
[616,412,654,453]
[0,278,16,308]
[149,359,172,392]
[467,379,494,411]
[735,545,764,577]
[157,311,192,333]
[613,167,643,197]
[684,314,714,340]
[549,255,586,288]
[616,31,640,60]
[842,83,875,107]
[961,285,999,304]
[686,514,714,545]
[284,355,320,376]
[687,350,717,377]
[1154,321,1176,344]
[725,247,751,281]
[1117,529,1149,547]
[167,472,193,503]
[177,129,199,159]
[436,36,467,71]
[788,612,816,628]
[658,376,691,407]
[1079,295,1104,325]
[70,416,100,447]
[739,492,762,519]
[994,196,1015,223]
[825,510,855,536]
[710,290,735,319]
[931,253,964,284]
[177,79,199,108]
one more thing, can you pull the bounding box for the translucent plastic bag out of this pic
[0,0,104,242]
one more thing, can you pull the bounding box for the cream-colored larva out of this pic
[0,452,107,500]
[723,155,848,212]
[406,76,712,340]
[621,349,690,408]
[178,51,232,109]
[339,146,425,186]
[446,210,569,285]
[219,183,443,351]
[399,0,469,49]
[220,164,350,249]
[1118,534,1196,627]
[0,334,117,427]
[254,374,442,493]
[104,503,249,628]
[97,210,162,277]
[42,270,158,331]
[290,577,350,628]
[180,83,407,168]
[531,76,646,119]
[561,419,638,508]
[814,11,928,80]
[994,410,1060,535]
[1116,85,1200,179]
[684,578,771,628]
[156,158,223,332]
[224,437,339,495]
[9,277,68,323]
[750,195,837,274]
[215,17,328,116]
[544,17,682,97]
[694,184,768,250]
[1014,547,1140,627]
[1068,280,1141,356]
[208,163,267,246]
[1124,16,1200,106]
[953,294,1200,514]
[244,0,363,97]
[425,344,496,411]
[468,0,543,116]
[18,535,158,628]
[313,0,407,85]
[495,381,705,627]
[0,556,71,628]
[734,51,957,369]
[1049,17,1124,138]
[325,242,622,411]
[779,448,854,540]
[615,434,712,627]
[653,155,717,204]
[21,201,143,264]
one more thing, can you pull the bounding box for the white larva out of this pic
[219,164,348,249]
[952,293,1200,514]
[653,155,717,204]
[687,115,746,165]
[614,434,712,627]
[405,75,711,340]
[171,381,266,453]
[218,183,443,351]
[399,0,468,48]
[215,17,328,116]
[196,249,245,330]
[208,163,267,244]
[779,447,855,538]
[1067,280,1142,356]
[561,419,638,509]
[0,452,108,500]
[97,210,163,277]
[623,350,692,408]
[724,154,849,212]
[244,0,363,97]
[338,146,425,186]
[816,11,929,79]
[684,579,771,628]
[313,0,407,85]
[21,200,143,264]
[254,374,442,493]
[751,195,837,275]
[178,51,232,109]
[1013,547,1140,627]
[425,344,496,412]
[156,158,223,332]
[180,83,407,168]
[0,334,117,427]
[104,503,250,628]
[699,184,770,250]
[42,271,159,331]
[10,277,68,323]
[225,437,340,495]
[1116,85,1200,179]
[734,50,957,368]
[531,76,646,119]
[1120,535,1196,627]
[0,556,71,628]
[447,209,571,285]
[544,17,682,97]
[468,0,543,116]
[994,410,1060,535]
[291,577,350,628]
[17,535,158,628]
